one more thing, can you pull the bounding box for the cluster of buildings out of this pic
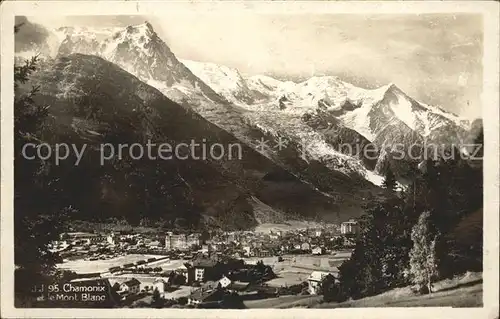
[164,232,202,251]
[110,254,338,307]
[51,219,360,263]
[44,219,364,308]
[55,251,340,308]
[161,220,360,255]
[49,231,166,261]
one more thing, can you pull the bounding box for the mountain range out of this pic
[15,21,480,229]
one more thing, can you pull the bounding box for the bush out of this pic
[151,288,163,308]
[177,297,188,305]
[320,274,341,302]
[221,292,244,309]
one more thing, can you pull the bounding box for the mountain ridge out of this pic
[18,53,381,229]
[15,21,478,222]
[27,21,471,150]
[46,22,384,191]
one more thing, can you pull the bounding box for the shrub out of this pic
[177,297,188,305]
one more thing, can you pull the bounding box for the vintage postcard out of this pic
[1,1,499,318]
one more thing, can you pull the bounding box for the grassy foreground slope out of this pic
[245,272,482,309]
[317,273,482,308]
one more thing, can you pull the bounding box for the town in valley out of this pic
[43,220,359,308]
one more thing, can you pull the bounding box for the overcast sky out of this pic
[26,14,483,120]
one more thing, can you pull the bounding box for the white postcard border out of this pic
[1,1,498,318]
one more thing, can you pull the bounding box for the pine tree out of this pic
[13,23,68,307]
[382,167,397,192]
[152,287,162,308]
[409,211,439,294]
[321,274,342,302]
[337,197,409,298]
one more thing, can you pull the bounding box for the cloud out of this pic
[26,13,483,119]
[15,16,50,52]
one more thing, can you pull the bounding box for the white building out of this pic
[153,278,169,298]
[312,246,324,255]
[176,264,188,275]
[218,275,232,288]
[341,219,359,235]
[195,268,205,282]
[119,278,141,295]
[107,233,118,245]
[307,271,333,295]
[65,232,105,245]
[242,246,251,257]
[165,234,188,251]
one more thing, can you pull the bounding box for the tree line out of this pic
[322,147,483,302]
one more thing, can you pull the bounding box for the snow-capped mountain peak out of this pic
[376,82,470,136]
[53,21,229,108]
[242,72,470,166]
[97,22,181,84]
[247,74,287,94]
[378,83,421,131]
[181,59,257,104]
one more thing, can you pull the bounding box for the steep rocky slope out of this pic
[46,22,382,204]
[19,54,376,229]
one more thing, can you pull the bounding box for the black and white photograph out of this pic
[1,1,498,317]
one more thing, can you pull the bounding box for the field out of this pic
[142,258,187,270]
[58,254,194,293]
[242,252,351,288]
[265,270,311,287]
[162,286,193,299]
[57,254,166,273]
